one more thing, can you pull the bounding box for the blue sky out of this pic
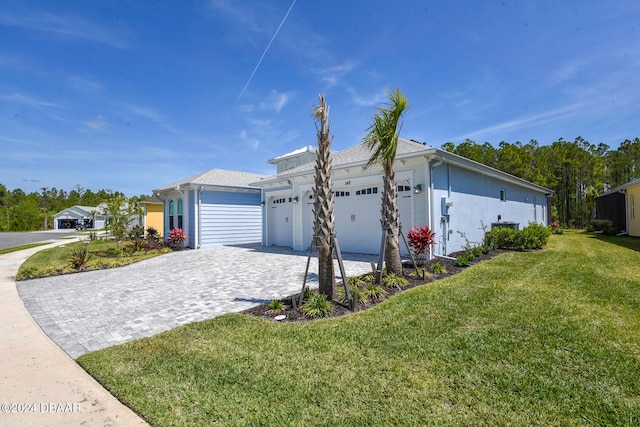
[2,1,640,197]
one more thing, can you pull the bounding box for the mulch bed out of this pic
[241,249,507,322]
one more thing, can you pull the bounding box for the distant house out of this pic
[251,138,553,256]
[596,178,640,236]
[154,168,270,248]
[138,196,164,237]
[53,205,106,230]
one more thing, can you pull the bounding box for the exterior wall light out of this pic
[293,196,299,203]
[414,184,422,194]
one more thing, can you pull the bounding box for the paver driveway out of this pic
[17,244,375,358]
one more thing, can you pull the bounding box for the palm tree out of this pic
[364,87,409,275]
[311,94,336,299]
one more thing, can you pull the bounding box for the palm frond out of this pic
[364,87,409,169]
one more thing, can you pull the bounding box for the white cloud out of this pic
[0,92,58,108]
[82,115,109,132]
[0,8,132,49]
[260,90,293,113]
[121,104,178,133]
[346,87,387,108]
[319,60,358,87]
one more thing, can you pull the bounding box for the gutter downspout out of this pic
[197,186,203,249]
[428,155,444,259]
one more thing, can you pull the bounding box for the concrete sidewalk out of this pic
[0,242,148,427]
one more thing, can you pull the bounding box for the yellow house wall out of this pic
[628,183,640,238]
[145,204,164,237]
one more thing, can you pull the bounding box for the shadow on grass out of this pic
[588,231,640,253]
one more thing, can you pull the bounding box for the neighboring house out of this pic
[138,196,164,237]
[154,168,270,248]
[53,205,106,230]
[596,178,640,236]
[252,138,553,257]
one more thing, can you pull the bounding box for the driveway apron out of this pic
[0,241,148,427]
[17,244,376,358]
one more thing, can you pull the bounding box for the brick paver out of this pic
[17,244,376,358]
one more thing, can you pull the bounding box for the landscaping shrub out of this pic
[168,227,187,247]
[382,272,409,289]
[431,262,446,274]
[300,292,333,318]
[144,227,165,250]
[336,284,369,306]
[407,225,436,263]
[69,244,92,270]
[551,220,564,235]
[589,219,618,236]
[455,254,471,267]
[484,223,551,251]
[265,299,287,314]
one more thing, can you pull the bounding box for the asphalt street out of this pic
[0,231,79,250]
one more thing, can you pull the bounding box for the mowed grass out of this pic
[78,231,640,426]
[16,239,171,280]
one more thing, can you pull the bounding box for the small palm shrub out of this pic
[359,272,375,282]
[431,262,446,274]
[336,285,368,306]
[382,272,408,289]
[361,283,388,302]
[266,299,287,314]
[69,244,92,270]
[300,292,333,318]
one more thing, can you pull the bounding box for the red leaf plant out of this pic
[407,225,436,256]
[168,227,187,246]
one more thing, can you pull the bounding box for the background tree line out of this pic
[441,137,640,229]
[0,183,148,232]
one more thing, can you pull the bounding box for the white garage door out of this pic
[267,194,293,247]
[333,185,381,254]
[302,184,413,255]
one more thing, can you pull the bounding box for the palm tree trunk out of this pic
[381,169,403,274]
[313,95,336,299]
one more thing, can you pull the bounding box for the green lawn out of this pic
[78,231,640,426]
[16,239,171,280]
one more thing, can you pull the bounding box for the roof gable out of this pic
[156,169,271,191]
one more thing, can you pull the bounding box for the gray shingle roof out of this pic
[156,169,271,191]
[269,138,431,177]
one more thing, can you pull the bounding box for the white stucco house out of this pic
[251,138,553,257]
[154,168,270,248]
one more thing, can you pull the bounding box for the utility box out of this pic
[491,221,519,231]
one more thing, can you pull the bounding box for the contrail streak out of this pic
[236,0,297,103]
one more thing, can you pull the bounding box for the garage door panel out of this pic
[267,195,293,247]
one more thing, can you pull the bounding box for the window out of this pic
[500,189,506,202]
[168,200,175,229]
[177,199,183,229]
[355,186,378,195]
[397,185,411,192]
